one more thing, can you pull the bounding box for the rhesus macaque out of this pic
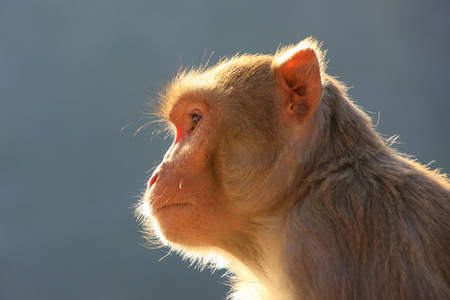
[136,38,450,300]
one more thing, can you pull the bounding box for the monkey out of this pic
[136,38,450,300]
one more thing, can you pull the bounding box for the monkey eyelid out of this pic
[188,111,203,132]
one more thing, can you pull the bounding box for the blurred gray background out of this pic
[1,1,449,299]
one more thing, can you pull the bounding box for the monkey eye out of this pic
[190,114,202,132]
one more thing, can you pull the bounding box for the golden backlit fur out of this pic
[136,38,450,300]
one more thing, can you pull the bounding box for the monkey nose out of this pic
[147,174,158,190]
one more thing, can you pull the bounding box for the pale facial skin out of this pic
[142,98,240,249]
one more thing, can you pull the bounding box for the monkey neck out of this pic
[223,216,295,300]
[298,77,389,184]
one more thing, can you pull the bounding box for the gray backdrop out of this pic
[1,1,449,299]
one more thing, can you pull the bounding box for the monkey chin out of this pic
[144,201,217,250]
[153,204,197,244]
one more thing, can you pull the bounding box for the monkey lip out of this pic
[154,203,193,213]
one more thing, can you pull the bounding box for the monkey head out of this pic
[138,39,324,257]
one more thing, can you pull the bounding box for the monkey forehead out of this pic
[157,71,217,120]
[156,38,329,119]
[158,54,276,118]
[156,69,214,120]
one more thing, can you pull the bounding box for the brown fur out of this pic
[137,38,450,300]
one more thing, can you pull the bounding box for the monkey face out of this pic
[140,99,236,248]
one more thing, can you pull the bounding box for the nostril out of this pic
[148,174,158,189]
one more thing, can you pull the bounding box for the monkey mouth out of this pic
[154,203,192,213]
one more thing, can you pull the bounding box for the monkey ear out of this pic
[276,47,322,123]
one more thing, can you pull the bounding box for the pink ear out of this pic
[278,48,322,123]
